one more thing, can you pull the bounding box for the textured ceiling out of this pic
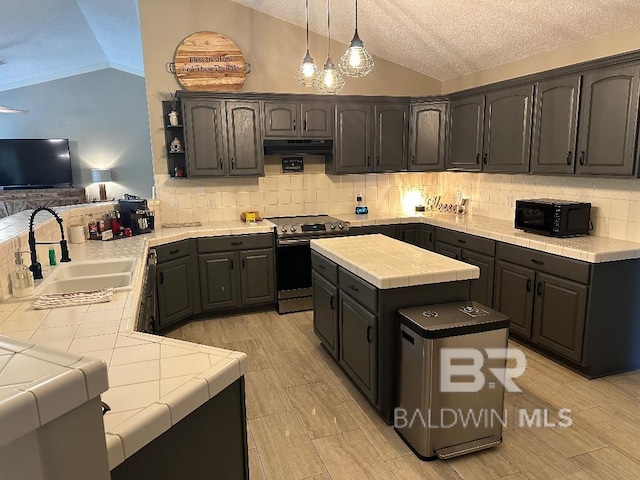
[1,0,640,94]
[230,0,640,80]
[0,0,143,92]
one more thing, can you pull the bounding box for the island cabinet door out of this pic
[312,271,339,359]
[199,252,241,311]
[157,256,194,330]
[462,250,495,308]
[338,293,377,404]
[532,273,587,362]
[494,260,535,338]
[239,248,275,306]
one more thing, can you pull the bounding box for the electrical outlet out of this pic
[355,193,362,202]
[208,198,215,209]
[506,194,513,206]
[456,190,463,203]
[170,198,178,211]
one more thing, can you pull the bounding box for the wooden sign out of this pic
[174,32,247,91]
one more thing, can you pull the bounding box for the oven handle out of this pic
[277,238,312,246]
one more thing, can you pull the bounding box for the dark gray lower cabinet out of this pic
[494,260,535,338]
[435,241,461,260]
[312,271,339,360]
[157,256,195,330]
[532,273,587,362]
[397,223,420,246]
[418,224,435,251]
[199,252,240,311]
[339,292,377,404]
[462,250,495,308]
[239,249,275,306]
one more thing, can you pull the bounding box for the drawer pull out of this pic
[457,239,466,244]
[169,249,180,255]
[531,259,544,266]
[429,231,433,243]
[401,330,415,345]
[158,272,164,284]
[318,264,326,270]
[366,325,373,342]
[349,284,359,292]
[230,241,243,246]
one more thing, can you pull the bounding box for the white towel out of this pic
[33,288,114,310]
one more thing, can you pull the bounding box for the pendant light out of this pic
[339,0,374,77]
[314,0,345,95]
[295,0,319,87]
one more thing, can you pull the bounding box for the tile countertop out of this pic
[0,335,108,449]
[311,234,480,289]
[0,219,274,470]
[337,212,640,263]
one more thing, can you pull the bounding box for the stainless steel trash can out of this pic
[395,301,510,460]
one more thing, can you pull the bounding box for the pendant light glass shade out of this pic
[295,0,319,87]
[314,0,345,95]
[339,0,374,77]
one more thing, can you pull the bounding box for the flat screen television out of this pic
[0,138,73,189]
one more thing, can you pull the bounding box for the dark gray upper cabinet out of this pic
[334,103,373,174]
[409,102,446,171]
[301,103,333,137]
[482,85,534,173]
[312,271,339,360]
[199,252,240,311]
[531,75,581,174]
[263,102,298,137]
[576,65,640,176]
[225,100,264,176]
[373,103,409,172]
[263,102,333,138]
[183,99,226,176]
[532,272,587,362]
[157,256,195,330]
[447,95,484,170]
[239,249,275,306]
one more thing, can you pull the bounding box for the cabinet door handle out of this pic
[330,295,335,310]
[526,278,531,292]
[230,241,243,246]
[412,155,416,164]
[475,153,480,164]
[303,119,307,131]
[219,158,223,169]
[158,272,164,285]
[579,151,586,165]
[367,156,370,166]
[366,325,373,343]
[231,158,235,169]
[566,151,572,165]
[457,238,466,244]
[293,119,296,131]
[377,156,380,166]
[537,282,543,296]
[429,231,433,243]
[401,330,415,344]
[242,258,245,269]
[169,249,180,255]
[482,153,488,165]
[230,259,234,270]
[318,264,326,270]
[531,259,544,266]
[349,284,359,292]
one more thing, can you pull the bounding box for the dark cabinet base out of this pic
[110,378,248,480]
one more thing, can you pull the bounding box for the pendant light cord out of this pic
[306,0,309,49]
[327,0,331,55]
[355,0,358,33]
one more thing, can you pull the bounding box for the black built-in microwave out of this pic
[515,199,591,237]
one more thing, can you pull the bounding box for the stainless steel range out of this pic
[267,215,350,314]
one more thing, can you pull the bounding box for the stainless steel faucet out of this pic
[28,206,71,280]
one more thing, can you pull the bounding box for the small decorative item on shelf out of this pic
[174,166,186,177]
[169,137,184,153]
[168,110,179,126]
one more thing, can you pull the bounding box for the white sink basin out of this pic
[39,273,133,295]
[54,258,137,279]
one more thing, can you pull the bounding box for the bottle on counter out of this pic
[48,248,57,266]
[88,218,98,238]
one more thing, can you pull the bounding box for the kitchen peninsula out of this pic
[310,234,480,424]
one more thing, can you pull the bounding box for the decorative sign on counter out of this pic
[282,156,304,174]
[171,32,251,91]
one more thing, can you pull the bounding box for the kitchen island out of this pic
[310,234,480,424]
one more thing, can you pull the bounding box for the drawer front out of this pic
[497,243,590,284]
[311,251,338,285]
[436,228,496,256]
[156,240,192,263]
[198,233,273,253]
[338,268,378,313]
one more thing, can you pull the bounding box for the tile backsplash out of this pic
[156,156,640,243]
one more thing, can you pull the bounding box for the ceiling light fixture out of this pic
[314,0,345,95]
[295,0,319,87]
[0,105,27,114]
[339,0,374,77]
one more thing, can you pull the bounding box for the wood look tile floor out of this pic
[166,310,640,480]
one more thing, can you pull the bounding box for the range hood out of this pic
[263,139,333,156]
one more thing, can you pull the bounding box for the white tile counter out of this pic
[337,212,640,263]
[0,219,275,470]
[311,234,480,289]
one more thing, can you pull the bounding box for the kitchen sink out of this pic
[54,258,137,279]
[39,273,133,295]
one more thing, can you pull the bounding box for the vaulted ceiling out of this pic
[1,0,640,93]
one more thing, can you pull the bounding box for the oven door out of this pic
[275,237,313,301]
